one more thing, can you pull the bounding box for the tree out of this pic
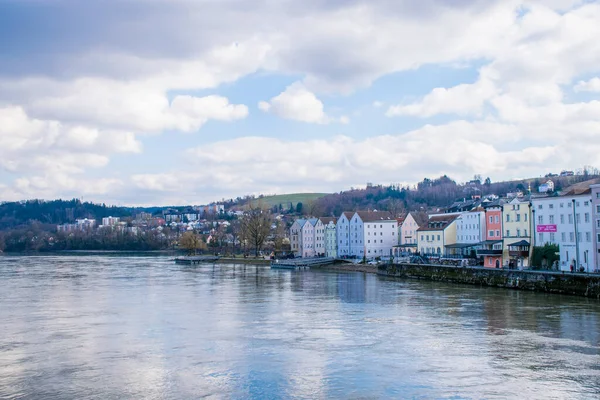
[484,177,491,186]
[385,198,405,218]
[295,202,303,214]
[273,220,287,254]
[240,203,273,257]
[0,233,5,252]
[179,231,204,255]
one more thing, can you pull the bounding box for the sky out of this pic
[1,0,600,206]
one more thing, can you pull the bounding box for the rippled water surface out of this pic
[1,255,600,399]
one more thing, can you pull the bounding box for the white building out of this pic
[400,212,420,246]
[320,217,338,258]
[75,218,96,230]
[532,192,594,272]
[289,218,325,257]
[102,216,120,226]
[339,211,397,259]
[592,184,600,272]
[451,210,486,256]
[359,211,397,259]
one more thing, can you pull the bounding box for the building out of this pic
[449,210,486,258]
[289,218,325,257]
[501,197,532,269]
[356,211,397,259]
[533,191,595,272]
[591,184,600,272]
[336,212,354,257]
[538,180,555,193]
[478,200,504,268]
[417,214,458,257]
[101,216,120,226]
[399,212,420,249]
[320,217,338,258]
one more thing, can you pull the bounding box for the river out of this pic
[1,255,599,399]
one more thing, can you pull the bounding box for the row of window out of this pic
[537,213,590,224]
[505,229,528,237]
[539,231,594,243]
[420,234,441,241]
[537,201,589,210]
[506,213,527,222]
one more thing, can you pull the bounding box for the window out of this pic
[538,215,543,224]
[597,193,600,199]
[517,229,521,237]
[489,230,494,237]
[421,235,424,241]
[539,233,544,243]
[525,214,528,222]
[380,240,383,243]
[549,204,554,209]
[584,201,589,207]
[586,232,591,242]
[506,214,511,222]
[585,213,590,223]
[437,235,441,241]
[560,203,564,208]
[568,215,573,224]
[489,216,493,223]
[570,232,574,242]
[597,205,600,213]
[506,230,510,237]
[549,233,555,242]
[516,214,521,222]
[368,240,370,243]
[496,230,500,237]
[561,215,565,224]
[495,215,499,223]
[568,202,572,208]
[576,201,580,207]
[561,232,566,241]
[426,235,429,241]
[524,229,528,236]
[576,214,581,223]
[597,220,600,228]
[549,215,554,224]
[598,233,600,243]
[538,204,543,210]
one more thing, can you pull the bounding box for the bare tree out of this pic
[240,203,273,257]
[179,231,205,255]
[272,219,287,254]
[386,198,405,218]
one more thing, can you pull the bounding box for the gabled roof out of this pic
[294,219,307,228]
[417,214,458,232]
[319,217,337,225]
[355,211,395,222]
[339,212,354,220]
[307,218,320,226]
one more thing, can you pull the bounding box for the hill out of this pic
[256,193,329,209]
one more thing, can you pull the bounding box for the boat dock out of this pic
[271,257,335,269]
[174,256,220,265]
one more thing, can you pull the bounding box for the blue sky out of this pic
[0,0,600,205]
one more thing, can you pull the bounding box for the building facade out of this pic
[501,197,532,269]
[417,214,458,257]
[320,217,338,258]
[357,212,397,259]
[532,193,594,272]
[592,184,600,272]
[289,218,325,257]
[336,212,354,257]
[478,200,504,268]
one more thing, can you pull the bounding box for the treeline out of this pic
[313,171,598,217]
[0,199,177,230]
[0,222,168,252]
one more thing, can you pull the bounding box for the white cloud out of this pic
[259,83,335,124]
[574,77,600,93]
[386,75,497,117]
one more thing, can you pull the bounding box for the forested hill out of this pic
[0,199,157,230]
[311,172,599,217]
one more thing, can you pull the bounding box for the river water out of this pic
[1,256,599,399]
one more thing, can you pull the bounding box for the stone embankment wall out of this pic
[378,264,600,298]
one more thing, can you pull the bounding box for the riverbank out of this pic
[316,262,600,299]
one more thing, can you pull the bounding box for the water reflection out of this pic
[0,256,599,399]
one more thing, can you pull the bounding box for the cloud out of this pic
[1,0,600,204]
[259,82,344,124]
[574,77,600,93]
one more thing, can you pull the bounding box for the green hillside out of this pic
[257,193,329,209]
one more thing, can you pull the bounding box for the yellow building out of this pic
[502,197,533,268]
[417,214,458,257]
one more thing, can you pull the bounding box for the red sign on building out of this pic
[537,225,557,233]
